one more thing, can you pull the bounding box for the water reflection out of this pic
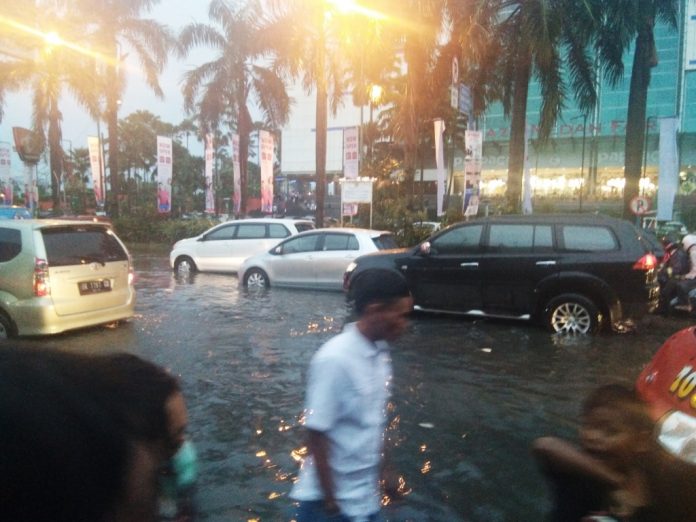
[8,248,694,521]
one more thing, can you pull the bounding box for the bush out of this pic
[112,211,217,245]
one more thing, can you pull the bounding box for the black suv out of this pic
[344,214,661,334]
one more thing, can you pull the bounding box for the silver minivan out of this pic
[0,220,136,338]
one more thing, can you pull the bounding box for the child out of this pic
[533,384,657,522]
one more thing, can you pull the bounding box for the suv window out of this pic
[236,223,266,239]
[269,224,290,238]
[562,225,617,252]
[323,233,359,251]
[282,235,319,254]
[431,225,483,254]
[207,224,237,241]
[489,224,553,252]
[0,227,21,262]
[41,227,128,267]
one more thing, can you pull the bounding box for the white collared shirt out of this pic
[290,322,392,520]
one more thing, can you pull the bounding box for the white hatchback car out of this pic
[169,218,315,274]
[239,228,397,291]
[0,220,135,338]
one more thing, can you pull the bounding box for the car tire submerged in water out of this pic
[244,268,269,289]
[545,294,601,335]
[0,311,16,340]
[175,256,197,275]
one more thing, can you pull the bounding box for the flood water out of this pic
[12,245,695,521]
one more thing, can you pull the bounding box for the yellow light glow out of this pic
[326,0,387,20]
[256,450,267,458]
[370,84,383,104]
[43,31,62,47]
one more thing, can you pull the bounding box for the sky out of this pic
[1,0,213,172]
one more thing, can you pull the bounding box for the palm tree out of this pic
[75,0,173,217]
[0,3,99,213]
[595,0,678,218]
[492,0,600,212]
[179,0,291,217]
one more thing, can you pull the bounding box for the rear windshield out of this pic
[372,234,398,250]
[42,226,128,267]
[295,222,315,232]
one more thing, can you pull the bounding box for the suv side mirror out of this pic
[273,245,283,255]
[419,242,431,256]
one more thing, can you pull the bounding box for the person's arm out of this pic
[532,436,621,486]
[306,428,340,515]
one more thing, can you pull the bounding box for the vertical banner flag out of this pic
[657,117,680,221]
[434,119,446,216]
[463,130,483,216]
[205,133,215,214]
[232,133,241,216]
[343,126,359,179]
[522,128,533,215]
[24,164,37,210]
[0,143,12,204]
[156,136,173,214]
[87,136,104,206]
[686,0,696,70]
[259,130,274,214]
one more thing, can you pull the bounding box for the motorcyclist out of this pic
[656,238,690,314]
[672,234,696,312]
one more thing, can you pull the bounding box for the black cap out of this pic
[351,269,410,314]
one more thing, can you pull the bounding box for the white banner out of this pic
[342,179,373,203]
[434,119,446,216]
[343,126,359,179]
[87,136,104,206]
[0,143,12,204]
[657,117,680,221]
[686,0,696,70]
[156,136,172,214]
[259,130,274,214]
[464,130,483,216]
[232,133,241,215]
[205,133,215,214]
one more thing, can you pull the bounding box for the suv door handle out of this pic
[536,260,557,266]
[460,262,479,268]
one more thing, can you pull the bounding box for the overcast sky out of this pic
[1,0,213,167]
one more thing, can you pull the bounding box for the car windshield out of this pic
[41,226,128,267]
[372,234,398,250]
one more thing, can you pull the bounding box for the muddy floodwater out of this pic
[11,245,695,521]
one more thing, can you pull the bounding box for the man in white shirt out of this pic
[291,269,413,522]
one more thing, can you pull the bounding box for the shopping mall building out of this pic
[280,2,696,216]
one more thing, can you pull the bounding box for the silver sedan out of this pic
[239,228,397,291]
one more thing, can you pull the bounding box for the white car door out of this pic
[268,233,320,287]
[229,223,271,272]
[195,223,237,272]
[313,232,362,290]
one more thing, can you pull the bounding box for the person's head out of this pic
[351,269,413,341]
[579,384,655,471]
[0,348,131,522]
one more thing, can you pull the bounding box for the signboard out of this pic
[450,85,458,110]
[451,56,459,84]
[458,84,472,116]
[342,203,358,216]
[342,179,373,203]
[12,127,43,165]
[156,136,172,214]
[464,130,482,216]
[343,126,359,179]
[630,195,651,216]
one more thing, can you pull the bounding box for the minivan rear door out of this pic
[41,225,132,316]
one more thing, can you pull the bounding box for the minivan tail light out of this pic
[33,258,50,297]
[633,253,658,271]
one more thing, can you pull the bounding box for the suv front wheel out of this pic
[544,294,601,335]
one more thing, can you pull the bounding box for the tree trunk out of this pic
[48,98,62,214]
[105,59,120,218]
[315,42,327,228]
[623,23,654,220]
[506,52,532,214]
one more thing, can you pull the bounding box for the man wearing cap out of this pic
[291,269,413,522]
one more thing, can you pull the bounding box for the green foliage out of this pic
[112,211,217,245]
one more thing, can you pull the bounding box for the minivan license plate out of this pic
[78,279,111,295]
